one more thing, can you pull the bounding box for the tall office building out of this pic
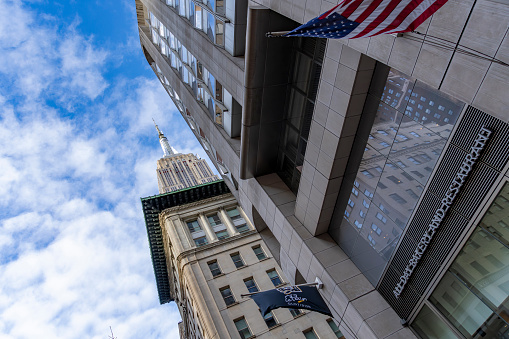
[141,181,343,338]
[154,120,219,193]
[137,0,509,338]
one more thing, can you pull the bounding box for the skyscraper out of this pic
[153,120,219,193]
[137,0,509,338]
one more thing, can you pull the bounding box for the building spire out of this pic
[153,118,175,157]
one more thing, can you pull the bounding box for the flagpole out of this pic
[265,31,291,38]
[240,282,318,298]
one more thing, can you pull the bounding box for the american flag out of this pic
[283,0,449,39]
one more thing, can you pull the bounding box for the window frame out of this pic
[252,245,267,260]
[244,277,259,293]
[234,317,253,339]
[207,260,222,277]
[267,269,283,287]
[220,286,236,306]
[230,252,245,268]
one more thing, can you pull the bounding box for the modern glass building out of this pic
[136,0,509,337]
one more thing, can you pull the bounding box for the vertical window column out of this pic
[198,213,218,242]
[174,217,195,249]
[164,217,185,253]
[219,208,239,236]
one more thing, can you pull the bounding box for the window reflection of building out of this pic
[413,183,509,339]
[342,67,464,285]
[277,39,326,194]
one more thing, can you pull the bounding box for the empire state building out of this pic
[153,120,219,193]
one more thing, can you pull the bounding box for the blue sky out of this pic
[0,0,212,337]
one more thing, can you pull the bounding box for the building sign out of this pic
[393,127,492,298]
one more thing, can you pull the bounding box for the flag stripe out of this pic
[341,0,366,18]
[373,0,443,36]
[353,0,385,24]
[368,0,426,36]
[398,0,449,32]
[350,0,406,38]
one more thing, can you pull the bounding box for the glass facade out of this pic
[334,66,464,285]
[277,39,326,194]
[412,183,509,338]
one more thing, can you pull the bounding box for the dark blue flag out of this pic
[250,285,332,317]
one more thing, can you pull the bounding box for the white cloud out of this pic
[0,1,197,338]
[0,0,108,107]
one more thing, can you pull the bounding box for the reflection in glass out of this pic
[416,183,509,338]
[413,304,458,339]
[207,12,215,42]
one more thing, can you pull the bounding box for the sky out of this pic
[0,0,213,338]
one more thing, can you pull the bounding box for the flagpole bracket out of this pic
[315,277,323,289]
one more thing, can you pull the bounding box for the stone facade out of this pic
[137,0,509,337]
[157,189,341,338]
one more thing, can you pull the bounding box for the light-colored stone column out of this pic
[237,205,253,231]
[172,217,193,250]
[199,213,218,242]
[164,217,184,254]
[219,208,239,235]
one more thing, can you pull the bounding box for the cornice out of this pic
[159,193,235,218]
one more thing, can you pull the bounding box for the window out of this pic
[361,170,374,178]
[208,260,221,277]
[207,214,222,226]
[194,236,208,246]
[390,193,407,204]
[328,319,344,338]
[244,278,258,293]
[220,286,235,306]
[371,223,382,235]
[352,188,359,196]
[234,317,252,339]
[187,220,201,233]
[362,199,370,209]
[231,253,245,268]
[236,223,250,233]
[411,170,424,178]
[410,131,420,138]
[387,175,402,184]
[348,199,355,208]
[267,269,282,286]
[262,311,278,328]
[290,308,302,317]
[396,161,407,168]
[408,156,421,164]
[303,328,319,339]
[253,246,266,260]
[354,220,362,228]
[376,212,387,224]
[368,234,376,245]
[215,229,229,240]
[227,208,242,221]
